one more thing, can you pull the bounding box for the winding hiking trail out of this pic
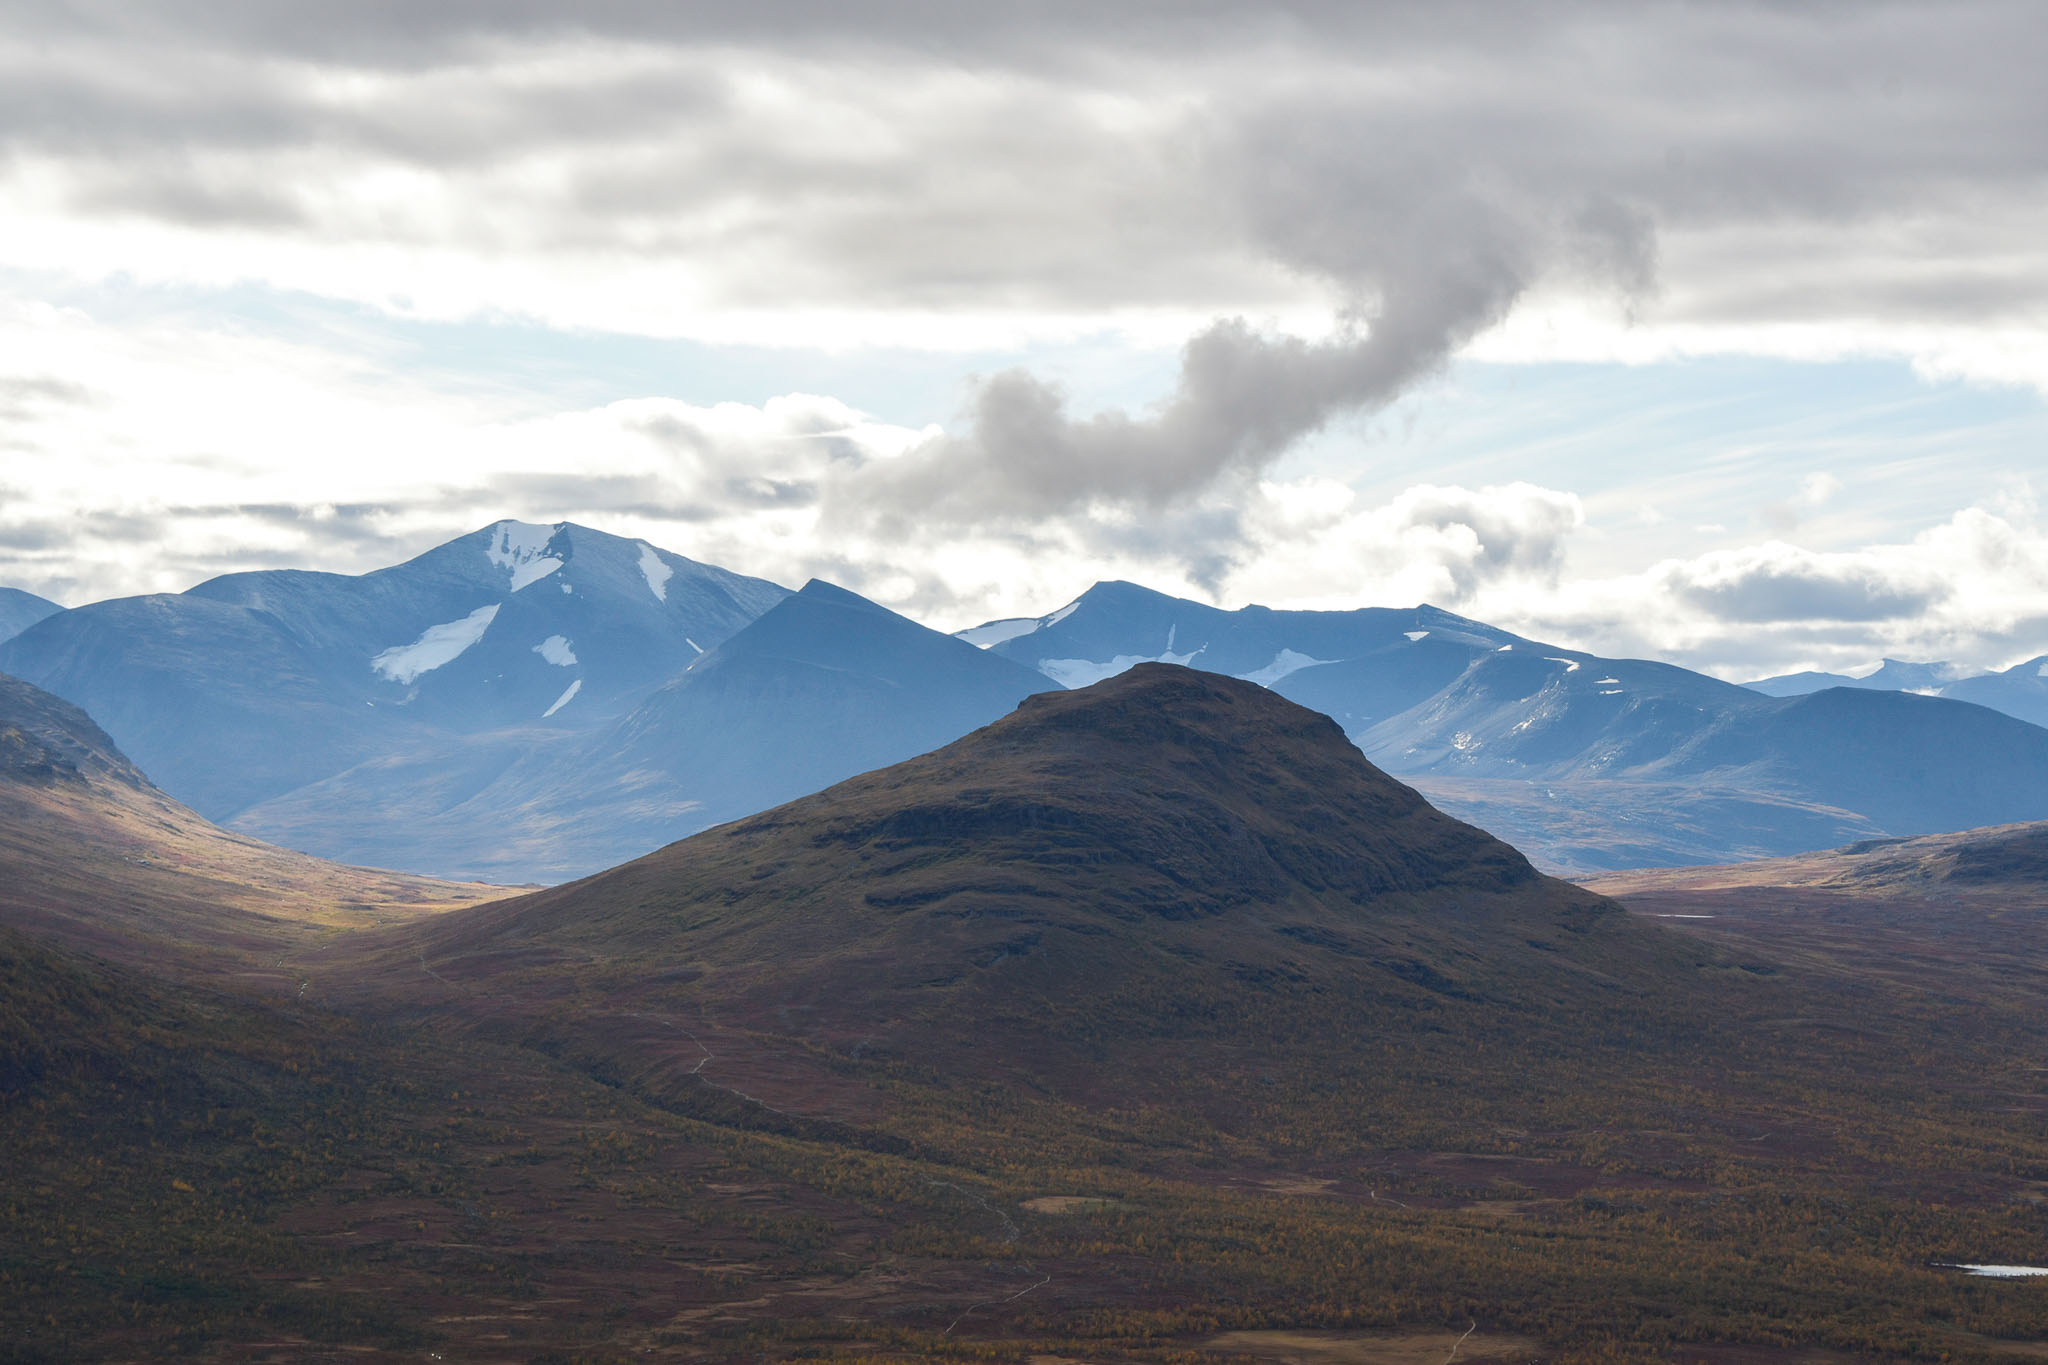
[943,1271,1052,1335]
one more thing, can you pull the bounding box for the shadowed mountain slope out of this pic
[0,672,501,978]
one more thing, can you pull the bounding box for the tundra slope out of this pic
[322,664,1707,1114]
[11,665,2048,1360]
[0,670,500,978]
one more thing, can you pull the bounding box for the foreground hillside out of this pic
[0,672,501,979]
[8,667,2048,1362]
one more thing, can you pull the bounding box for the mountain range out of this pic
[970,580,2048,871]
[1746,653,2048,728]
[5,522,2048,880]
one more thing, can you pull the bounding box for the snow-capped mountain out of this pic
[0,588,61,645]
[0,521,787,819]
[962,582,2048,871]
[12,530,2048,883]
[230,579,1058,882]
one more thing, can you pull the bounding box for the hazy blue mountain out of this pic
[1745,655,2048,730]
[0,588,61,645]
[964,582,2048,872]
[0,521,786,819]
[1744,658,1968,697]
[231,580,1060,882]
[1743,669,1858,696]
[976,580,1519,692]
[1930,654,2048,730]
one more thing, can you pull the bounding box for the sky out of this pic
[4,1,2048,680]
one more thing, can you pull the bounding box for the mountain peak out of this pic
[426,661,1560,972]
[364,660,1624,1106]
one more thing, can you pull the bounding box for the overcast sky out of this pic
[4,0,2048,678]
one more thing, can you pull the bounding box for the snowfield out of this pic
[372,605,501,684]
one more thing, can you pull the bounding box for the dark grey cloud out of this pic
[1665,559,1942,624]
[9,1,2045,315]
[848,272,1517,524]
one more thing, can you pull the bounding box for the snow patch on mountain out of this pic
[957,598,1083,650]
[1545,657,1582,672]
[513,558,563,591]
[957,617,1041,649]
[543,678,583,717]
[487,521,564,591]
[1237,649,1336,687]
[1040,646,1203,689]
[638,544,673,602]
[1404,630,1429,641]
[534,635,577,667]
[372,604,501,684]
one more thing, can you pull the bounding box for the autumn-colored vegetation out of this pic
[8,668,2048,1362]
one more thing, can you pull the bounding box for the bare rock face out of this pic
[0,671,146,789]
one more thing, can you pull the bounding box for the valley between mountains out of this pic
[5,649,2048,1364]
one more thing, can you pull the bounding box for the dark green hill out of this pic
[335,665,1702,1121]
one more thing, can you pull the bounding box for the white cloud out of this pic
[1477,492,2048,678]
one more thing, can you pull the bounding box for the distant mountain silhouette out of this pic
[0,588,60,645]
[1746,655,2048,730]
